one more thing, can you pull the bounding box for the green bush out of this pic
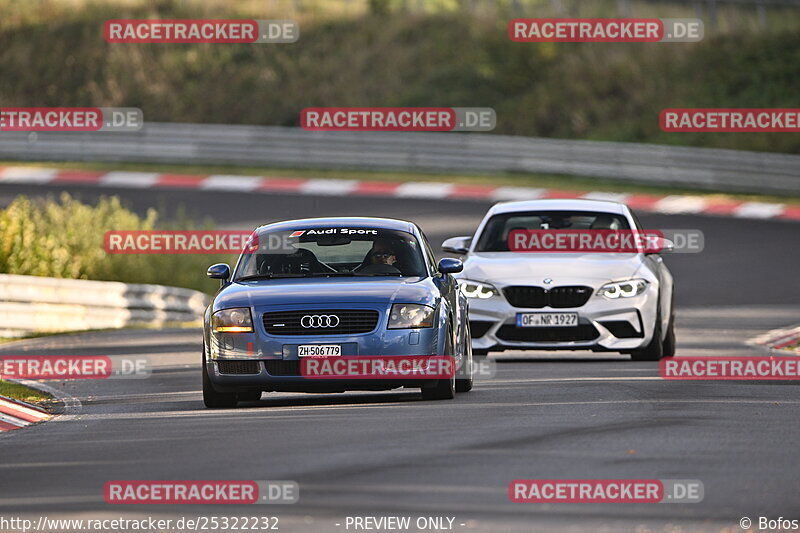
[0,194,227,293]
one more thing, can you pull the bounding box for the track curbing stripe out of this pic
[0,165,797,222]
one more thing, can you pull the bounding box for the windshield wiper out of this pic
[236,273,310,281]
[237,271,407,281]
[315,271,407,277]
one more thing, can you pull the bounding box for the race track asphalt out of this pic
[1,182,798,533]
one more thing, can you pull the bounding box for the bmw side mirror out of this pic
[207,263,231,283]
[438,258,463,274]
[646,238,675,255]
[442,236,471,255]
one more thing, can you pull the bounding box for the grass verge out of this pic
[0,380,53,404]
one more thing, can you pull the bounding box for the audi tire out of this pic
[421,374,456,400]
[203,363,239,409]
[422,324,457,400]
[456,322,474,393]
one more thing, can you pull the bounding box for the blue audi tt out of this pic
[202,217,473,407]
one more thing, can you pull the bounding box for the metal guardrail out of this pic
[1,122,799,194]
[0,274,208,337]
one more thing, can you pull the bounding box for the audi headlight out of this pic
[597,279,649,299]
[457,279,498,299]
[388,304,434,329]
[212,307,254,333]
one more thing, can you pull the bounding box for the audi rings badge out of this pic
[301,314,341,328]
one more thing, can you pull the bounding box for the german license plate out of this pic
[298,345,341,357]
[516,313,578,327]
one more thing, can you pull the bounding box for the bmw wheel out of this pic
[630,304,664,361]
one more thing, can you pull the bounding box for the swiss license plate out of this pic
[516,312,578,327]
[298,345,342,357]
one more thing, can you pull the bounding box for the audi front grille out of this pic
[263,361,301,376]
[503,285,593,308]
[262,309,380,335]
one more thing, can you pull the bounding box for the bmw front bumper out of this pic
[467,286,659,353]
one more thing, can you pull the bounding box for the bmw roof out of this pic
[254,217,417,233]
[488,198,629,216]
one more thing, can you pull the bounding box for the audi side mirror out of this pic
[438,258,463,274]
[207,263,231,283]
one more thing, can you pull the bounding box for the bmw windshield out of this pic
[475,211,631,252]
[234,227,428,279]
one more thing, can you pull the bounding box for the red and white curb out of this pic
[0,395,50,432]
[1,165,799,221]
[749,325,800,355]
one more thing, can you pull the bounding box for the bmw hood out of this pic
[213,277,436,311]
[460,252,645,286]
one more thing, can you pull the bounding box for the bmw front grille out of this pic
[503,285,593,308]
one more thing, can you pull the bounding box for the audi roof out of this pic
[253,217,417,233]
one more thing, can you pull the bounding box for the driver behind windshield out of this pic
[235,228,428,279]
[367,239,398,267]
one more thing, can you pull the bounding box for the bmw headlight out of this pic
[457,279,498,299]
[212,307,254,333]
[388,304,435,329]
[597,279,649,299]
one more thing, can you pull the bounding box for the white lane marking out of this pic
[200,175,261,191]
[64,393,800,421]
[654,195,708,214]
[300,179,359,195]
[100,171,159,188]
[0,460,126,469]
[395,182,454,198]
[0,495,103,505]
[581,191,631,203]
[486,376,662,384]
[735,201,785,219]
[490,186,546,201]
[0,167,58,183]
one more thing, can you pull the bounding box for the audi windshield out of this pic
[233,227,427,279]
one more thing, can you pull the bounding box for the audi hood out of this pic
[211,277,438,312]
